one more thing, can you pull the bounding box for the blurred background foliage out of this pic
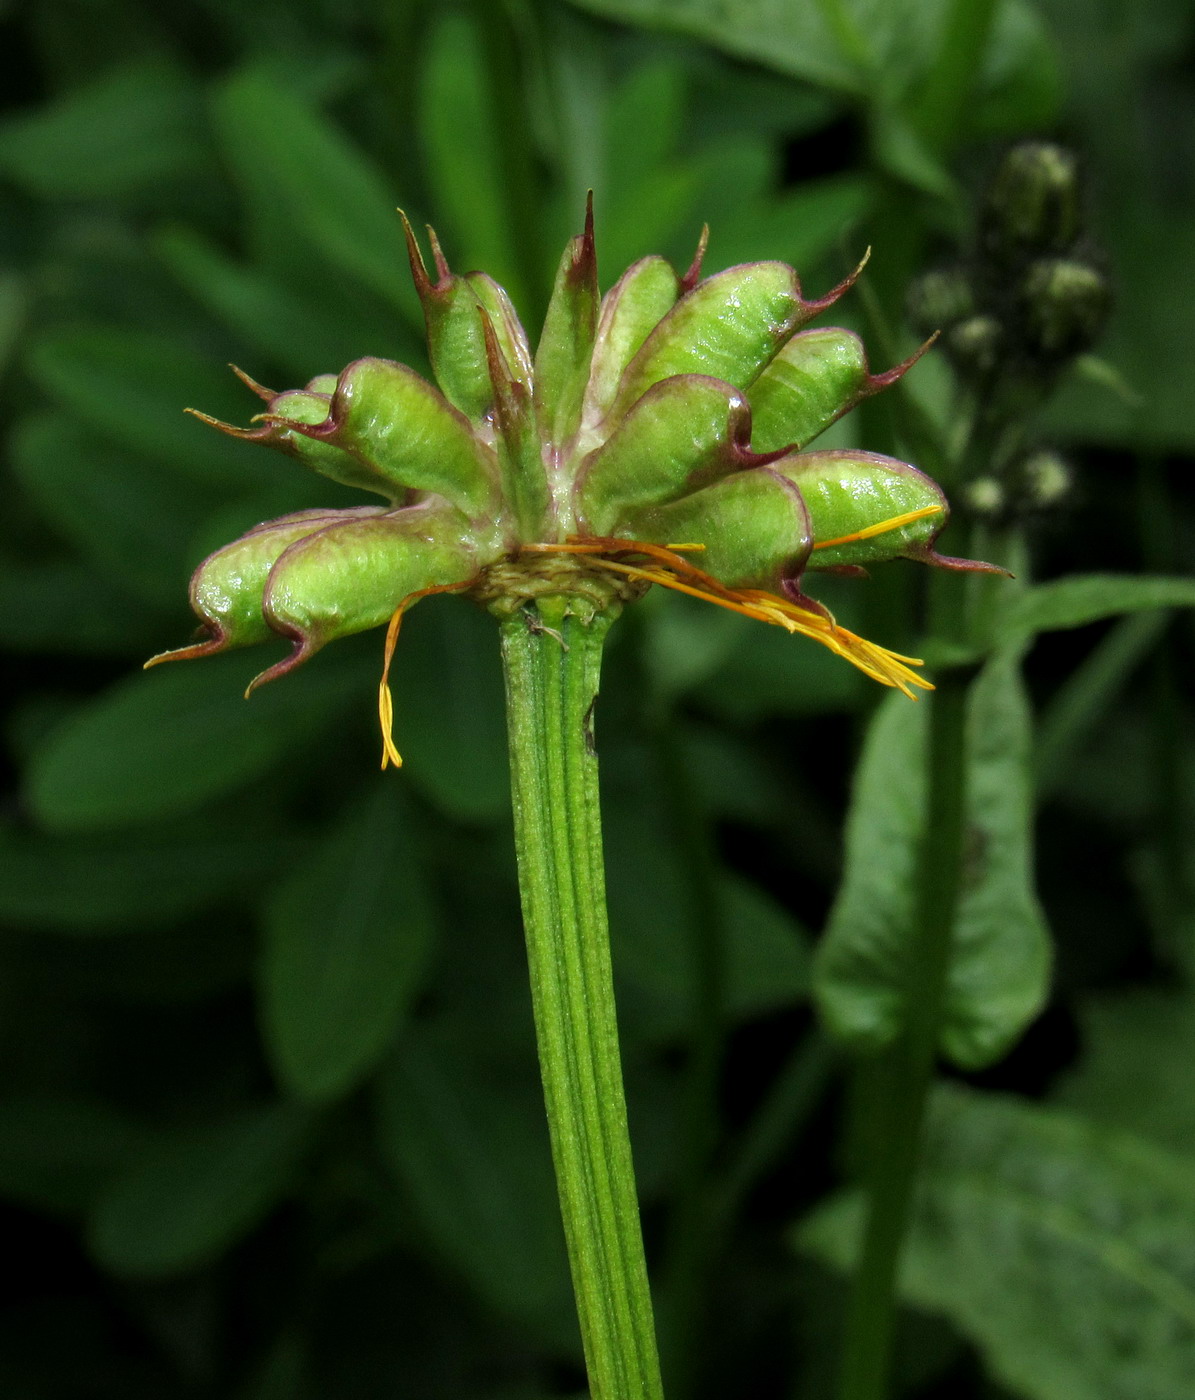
[0,0,1192,1396]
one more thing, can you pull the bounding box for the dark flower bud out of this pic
[981,142,1082,263]
[1019,257,1111,360]
[906,266,975,339]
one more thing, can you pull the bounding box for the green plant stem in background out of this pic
[837,665,973,1400]
[500,599,665,1400]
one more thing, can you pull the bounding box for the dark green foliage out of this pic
[0,1,1191,1397]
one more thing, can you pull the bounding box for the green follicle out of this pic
[402,212,531,422]
[145,508,388,665]
[533,194,599,449]
[295,358,505,528]
[750,330,934,455]
[583,254,681,424]
[776,451,948,569]
[617,467,812,590]
[482,311,552,542]
[611,251,867,418]
[576,374,784,535]
[256,503,486,689]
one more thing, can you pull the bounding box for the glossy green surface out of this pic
[620,467,811,589]
[584,255,679,421]
[750,327,871,453]
[263,506,485,655]
[612,261,809,412]
[775,451,948,567]
[577,374,752,532]
[315,358,503,522]
[189,511,382,649]
[533,226,599,448]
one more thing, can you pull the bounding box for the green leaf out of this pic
[696,609,858,718]
[25,648,365,831]
[89,1104,312,1277]
[568,0,1052,129]
[568,0,864,95]
[26,326,277,489]
[999,573,1195,642]
[154,226,368,381]
[213,69,420,325]
[0,556,163,656]
[375,1024,576,1344]
[0,818,297,932]
[813,650,1050,1068]
[1056,990,1195,1159]
[11,415,208,605]
[261,782,437,1102]
[419,11,521,303]
[0,270,27,380]
[687,134,873,272]
[0,1096,148,1216]
[800,1086,1195,1400]
[0,59,208,199]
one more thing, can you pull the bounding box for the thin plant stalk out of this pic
[836,663,973,1400]
[500,597,665,1400]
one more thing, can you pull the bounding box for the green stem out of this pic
[499,598,665,1400]
[836,665,973,1400]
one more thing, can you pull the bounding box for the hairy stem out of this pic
[500,598,664,1400]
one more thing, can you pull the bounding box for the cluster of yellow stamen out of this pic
[375,505,940,769]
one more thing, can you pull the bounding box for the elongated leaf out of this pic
[89,1104,312,1277]
[419,12,521,301]
[375,1025,576,1345]
[813,649,1050,1068]
[0,556,162,655]
[0,59,208,199]
[11,415,207,605]
[800,1086,1195,1400]
[214,70,419,324]
[999,573,1195,641]
[26,326,277,488]
[26,649,366,831]
[155,226,367,380]
[569,0,1057,129]
[0,818,297,932]
[0,1097,148,1216]
[1056,990,1195,1159]
[262,782,437,1102]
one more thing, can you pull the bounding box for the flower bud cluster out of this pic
[909,141,1110,392]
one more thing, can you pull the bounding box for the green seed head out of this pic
[150,208,999,736]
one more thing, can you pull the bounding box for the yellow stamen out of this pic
[377,579,473,770]
[524,537,933,699]
[811,504,943,551]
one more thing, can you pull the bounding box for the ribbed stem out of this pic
[499,598,665,1400]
